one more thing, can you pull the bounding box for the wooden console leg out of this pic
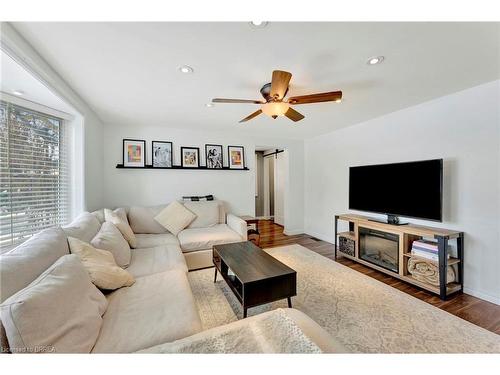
[213,268,217,283]
[287,297,292,308]
[243,307,247,318]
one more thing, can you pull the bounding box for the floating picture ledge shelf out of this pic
[116,164,249,170]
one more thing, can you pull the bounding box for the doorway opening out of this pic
[255,147,287,226]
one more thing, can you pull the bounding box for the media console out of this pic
[334,213,464,300]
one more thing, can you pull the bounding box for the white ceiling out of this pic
[0,49,75,115]
[11,22,500,139]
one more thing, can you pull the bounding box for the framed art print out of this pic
[205,144,223,169]
[123,139,146,167]
[181,147,200,168]
[228,145,245,169]
[152,141,173,168]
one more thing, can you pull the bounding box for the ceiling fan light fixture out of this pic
[335,98,342,103]
[261,102,289,117]
[12,89,24,96]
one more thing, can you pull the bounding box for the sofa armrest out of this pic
[226,214,247,241]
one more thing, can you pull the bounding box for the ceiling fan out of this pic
[212,70,342,123]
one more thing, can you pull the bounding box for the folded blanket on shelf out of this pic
[407,257,456,286]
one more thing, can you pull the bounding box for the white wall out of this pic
[304,80,500,304]
[102,123,305,234]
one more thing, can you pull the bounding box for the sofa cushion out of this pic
[178,224,243,253]
[0,227,69,302]
[154,201,196,236]
[68,237,135,290]
[91,209,105,224]
[128,205,169,234]
[135,233,179,248]
[62,212,101,243]
[92,269,202,353]
[91,222,131,268]
[0,255,108,353]
[184,201,220,229]
[127,245,188,278]
[105,208,137,248]
[0,227,70,353]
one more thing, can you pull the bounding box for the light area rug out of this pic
[187,244,500,353]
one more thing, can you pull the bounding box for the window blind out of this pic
[0,101,71,250]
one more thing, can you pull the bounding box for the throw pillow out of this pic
[104,208,137,248]
[0,254,108,353]
[68,237,135,290]
[154,201,196,236]
[91,222,131,268]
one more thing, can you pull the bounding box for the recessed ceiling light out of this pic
[179,65,194,74]
[249,21,268,28]
[12,90,24,96]
[367,56,384,65]
[205,103,214,108]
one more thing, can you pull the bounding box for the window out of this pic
[0,101,71,250]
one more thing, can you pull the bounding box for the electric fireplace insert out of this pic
[358,227,399,273]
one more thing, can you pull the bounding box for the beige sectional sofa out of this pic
[108,200,247,270]
[0,200,340,353]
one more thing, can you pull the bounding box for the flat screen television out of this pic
[349,159,443,223]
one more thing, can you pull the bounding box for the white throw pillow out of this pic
[184,201,220,228]
[68,237,135,290]
[154,201,196,236]
[104,208,137,248]
[91,222,131,268]
[0,254,108,353]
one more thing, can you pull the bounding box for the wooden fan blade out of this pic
[239,109,263,123]
[284,107,305,122]
[288,91,342,104]
[212,98,264,104]
[270,70,292,100]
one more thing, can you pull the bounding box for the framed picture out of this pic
[123,139,146,167]
[228,145,245,169]
[152,141,173,168]
[205,144,223,169]
[181,147,200,168]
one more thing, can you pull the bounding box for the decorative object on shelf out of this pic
[338,236,355,257]
[123,139,146,167]
[181,147,200,168]
[410,239,449,261]
[228,145,245,169]
[182,195,214,201]
[407,256,456,286]
[152,141,173,168]
[205,144,223,169]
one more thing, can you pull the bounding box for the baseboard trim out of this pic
[283,228,304,236]
[463,287,500,305]
[304,230,334,244]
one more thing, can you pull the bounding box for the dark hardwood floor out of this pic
[257,219,500,335]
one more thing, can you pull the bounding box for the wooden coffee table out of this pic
[213,241,297,318]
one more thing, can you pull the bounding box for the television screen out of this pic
[349,159,443,221]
